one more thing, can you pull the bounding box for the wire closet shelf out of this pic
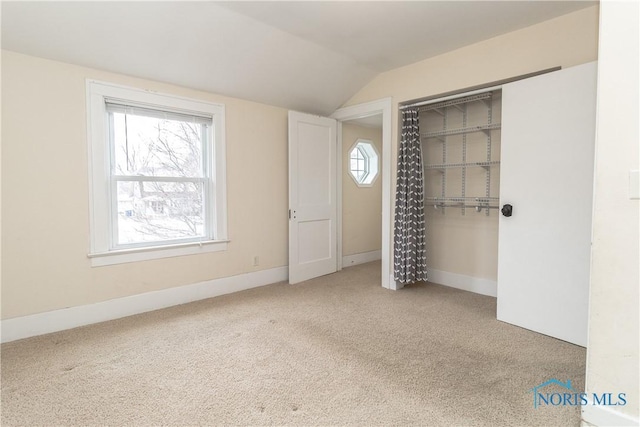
[419,90,501,215]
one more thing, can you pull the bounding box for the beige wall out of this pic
[341,122,382,256]
[1,50,288,319]
[585,1,639,421]
[344,6,599,281]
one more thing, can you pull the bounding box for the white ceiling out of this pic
[2,1,595,115]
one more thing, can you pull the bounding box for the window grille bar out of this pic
[113,175,206,183]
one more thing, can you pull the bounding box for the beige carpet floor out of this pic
[1,262,586,426]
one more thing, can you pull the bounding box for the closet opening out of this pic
[394,68,560,296]
[396,63,596,346]
[419,90,502,296]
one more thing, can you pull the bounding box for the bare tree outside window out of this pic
[110,107,210,245]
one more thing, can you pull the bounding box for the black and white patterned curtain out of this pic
[393,108,428,285]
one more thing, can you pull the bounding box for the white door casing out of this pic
[497,62,597,346]
[288,111,338,284]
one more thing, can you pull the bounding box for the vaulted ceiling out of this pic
[2,1,594,115]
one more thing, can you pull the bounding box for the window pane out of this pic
[111,110,205,178]
[116,181,205,245]
[348,140,378,185]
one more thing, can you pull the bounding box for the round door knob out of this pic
[501,204,513,217]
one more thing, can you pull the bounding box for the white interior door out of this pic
[497,62,597,346]
[288,111,337,284]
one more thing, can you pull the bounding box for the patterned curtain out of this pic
[393,108,428,285]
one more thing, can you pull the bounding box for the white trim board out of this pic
[427,269,497,297]
[0,266,288,343]
[582,404,640,427]
[342,250,382,267]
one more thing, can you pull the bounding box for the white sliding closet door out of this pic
[497,62,597,346]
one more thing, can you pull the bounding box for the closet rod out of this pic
[432,204,499,208]
[431,204,499,213]
[425,196,498,202]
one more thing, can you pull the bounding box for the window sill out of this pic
[88,240,229,267]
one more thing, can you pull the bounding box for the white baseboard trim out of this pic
[0,266,288,344]
[342,250,382,267]
[427,268,497,297]
[582,404,640,427]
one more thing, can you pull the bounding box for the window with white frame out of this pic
[348,139,379,186]
[87,81,227,266]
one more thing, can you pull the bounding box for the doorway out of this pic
[331,98,395,289]
[340,116,383,270]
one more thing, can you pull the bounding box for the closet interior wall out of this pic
[420,91,502,282]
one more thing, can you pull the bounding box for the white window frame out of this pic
[348,138,379,187]
[86,80,228,266]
